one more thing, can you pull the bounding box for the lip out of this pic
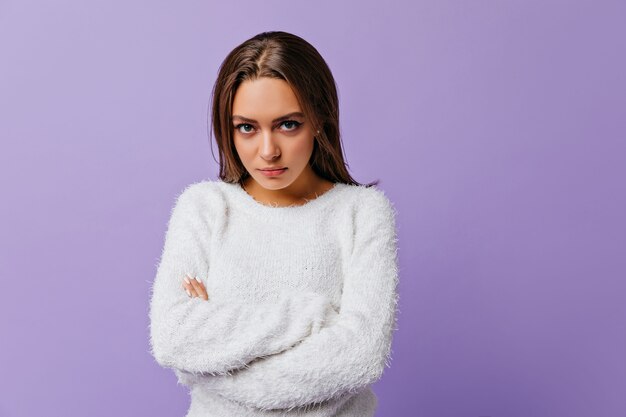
[258,167,287,177]
[259,167,287,171]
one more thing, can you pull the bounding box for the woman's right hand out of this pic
[181,273,209,301]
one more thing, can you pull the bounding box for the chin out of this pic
[252,173,288,187]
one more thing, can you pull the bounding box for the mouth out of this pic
[258,167,288,176]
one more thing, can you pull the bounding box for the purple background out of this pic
[1,1,624,416]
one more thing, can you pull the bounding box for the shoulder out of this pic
[343,183,397,220]
[170,178,224,214]
[175,178,217,200]
[339,184,398,253]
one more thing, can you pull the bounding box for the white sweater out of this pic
[148,178,399,417]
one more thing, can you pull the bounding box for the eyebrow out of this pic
[231,112,305,124]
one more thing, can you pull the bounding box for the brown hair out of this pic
[209,30,378,187]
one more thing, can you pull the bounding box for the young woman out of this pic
[149,31,400,417]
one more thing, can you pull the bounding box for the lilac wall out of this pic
[1,1,624,416]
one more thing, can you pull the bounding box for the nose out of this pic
[259,129,280,160]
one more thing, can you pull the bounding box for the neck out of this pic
[243,168,331,207]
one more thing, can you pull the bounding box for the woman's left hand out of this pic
[182,273,209,301]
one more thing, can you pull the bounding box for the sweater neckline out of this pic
[219,180,344,215]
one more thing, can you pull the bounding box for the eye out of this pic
[234,123,255,134]
[280,120,302,131]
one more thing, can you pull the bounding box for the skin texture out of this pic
[183,76,335,299]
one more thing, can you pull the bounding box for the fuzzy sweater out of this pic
[148,178,399,417]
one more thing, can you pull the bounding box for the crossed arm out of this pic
[149,185,399,411]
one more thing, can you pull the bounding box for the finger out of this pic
[192,275,208,300]
[190,275,208,301]
[186,274,203,298]
[183,275,198,297]
[181,281,192,297]
[188,274,208,301]
[198,280,209,301]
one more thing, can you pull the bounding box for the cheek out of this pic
[233,138,255,159]
[290,137,315,158]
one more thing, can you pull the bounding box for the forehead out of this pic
[232,77,302,119]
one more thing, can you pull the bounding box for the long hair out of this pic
[209,30,378,187]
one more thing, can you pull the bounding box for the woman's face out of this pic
[231,77,317,191]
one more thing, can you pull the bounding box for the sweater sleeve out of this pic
[148,183,339,377]
[194,187,400,411]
